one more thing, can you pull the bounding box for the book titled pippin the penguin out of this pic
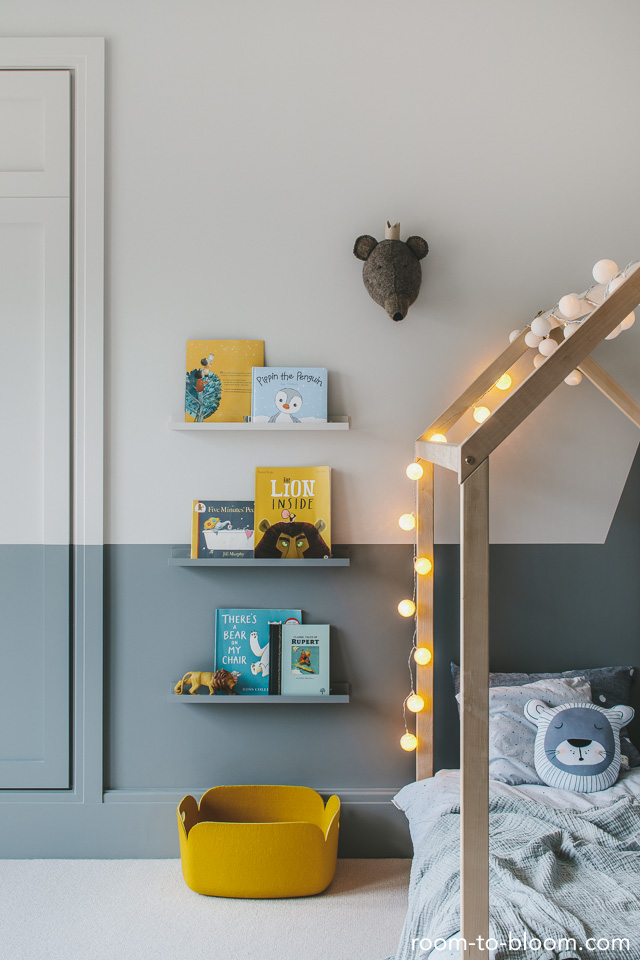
[250,367,327,423]
[254,466,331,559]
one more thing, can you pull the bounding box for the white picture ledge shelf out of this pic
[168,682,350,704]
[169,416,349,431]
[170,546,350,567]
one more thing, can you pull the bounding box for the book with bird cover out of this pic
[190,500,254,559]
[250,367,328,423]
[280,623,330,696]
[185,339,264,422]
[214,609,301,695]
[254,466,331,559]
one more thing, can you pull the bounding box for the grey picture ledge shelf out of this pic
[169,415,349,431]
[170,546,350,567]
[168,682,350,704]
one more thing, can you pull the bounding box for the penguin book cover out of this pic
[185,339,264,422]
[250,367,328,423]
[214,609,302,695]
[280,624,330,696]
[190,500,254,559]
[254,467,332,559]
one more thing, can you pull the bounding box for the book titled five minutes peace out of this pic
[280,624,330,696]
[251,367,327,423]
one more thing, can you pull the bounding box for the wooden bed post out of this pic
[416,459,434,780]
[460,457,489,958]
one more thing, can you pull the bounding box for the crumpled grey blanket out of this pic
[389,795,640,960]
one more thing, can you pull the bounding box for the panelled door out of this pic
[0,71,72,788]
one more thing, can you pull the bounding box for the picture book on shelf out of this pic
[214,609,301,695]
[268,622,282,695]
[190,501,254,559]
[254,466,331,559]
[185,339,264,422]
[280,624,330,696]
[251,367,328,423]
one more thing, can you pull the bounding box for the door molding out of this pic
[0,38,105,802]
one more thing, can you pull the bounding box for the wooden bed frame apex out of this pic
[413,264,640,960]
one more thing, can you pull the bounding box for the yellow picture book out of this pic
[185,339,264,422]
[254,467,331,559]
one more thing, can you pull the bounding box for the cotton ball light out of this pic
[621,312,636,331]
[473,406,491,424]
[530,316,552,338]
[400,733,418,752]
[605,325,622,340]
[413,647,432,665]
[563,322,578,338]
[414,557,433,576]
[533,354,545,369]
[593,259,619,284]
[525,331,542,348]
[406,694,425,713]
[608,275,625,294]
[430,433,446,443]
[564,370,583,386]
[406,462,424,481]
[398,513,416,531]
[558,294,582,319]
[398,599,416,618]
[538,338,558,357]
[509,329,521,343]
[495,373,512,390]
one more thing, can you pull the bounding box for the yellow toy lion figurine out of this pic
[174,669,240,695]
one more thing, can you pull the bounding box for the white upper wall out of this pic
[6,0,640,544]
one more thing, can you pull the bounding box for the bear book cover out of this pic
[184,339,264,422]
[250,367,328,423]
[254,466,331,559]
[280,624,330,697]
[190,500,254,559]
[214,609,301,695]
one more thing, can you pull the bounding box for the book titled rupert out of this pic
[254,466,331,559]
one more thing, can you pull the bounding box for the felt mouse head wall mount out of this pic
[353,221,429,322]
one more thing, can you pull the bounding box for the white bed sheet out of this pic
[393,768,640,960]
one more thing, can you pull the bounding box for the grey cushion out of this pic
[451,662,640,767]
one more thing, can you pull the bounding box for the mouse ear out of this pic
[406,236,429,260]
[524,698,553,726]
[353,235,378,261]
[606,704,635,727]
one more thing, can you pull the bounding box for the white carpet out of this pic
[0,858,410,960]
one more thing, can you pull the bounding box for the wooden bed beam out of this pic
[460,457,490,958]
[415,440,460,472]
[415,460,434,780]
[578,356,640,430]
[459,265,640,481]
[418,330,530,441]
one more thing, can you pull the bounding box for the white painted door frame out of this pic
[0,38,105,802]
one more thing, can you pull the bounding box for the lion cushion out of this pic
[524,699,635,793]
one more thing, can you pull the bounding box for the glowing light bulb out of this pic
[406,462,424,481]
[414,647,432,665]
[406,694,425,713]
[414,557,433,576]
[564,370,583,386]
[593,259,618,284]
[473,406,490,423]
[621,312,636,331]
[398,513,416,531]
[430,433,446,443]
[400,733,418,752]
[398,599,416,618]
[495,373,512,391]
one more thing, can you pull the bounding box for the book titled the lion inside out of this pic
[185,339,264,423]
[254,466,331,559]
[250,367,328,423]
[190,500,254,559]
[214,609,301,695]
[280,623,330,697]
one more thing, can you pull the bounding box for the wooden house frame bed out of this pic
[412,264,640,960]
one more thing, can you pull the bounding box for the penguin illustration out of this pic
[268,388,304,423]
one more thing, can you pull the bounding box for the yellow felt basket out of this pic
[177,784,340,898]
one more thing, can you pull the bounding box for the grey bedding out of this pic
[390,795,640,960]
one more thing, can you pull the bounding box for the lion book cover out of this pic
[185,339,264,422]
[253,466,332,560]
[190,500,254,559]
[214,609,301,695]
[280,624,330,697]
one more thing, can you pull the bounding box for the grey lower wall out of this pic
[2,446,640,858]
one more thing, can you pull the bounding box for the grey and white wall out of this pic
[3,0,640,857]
